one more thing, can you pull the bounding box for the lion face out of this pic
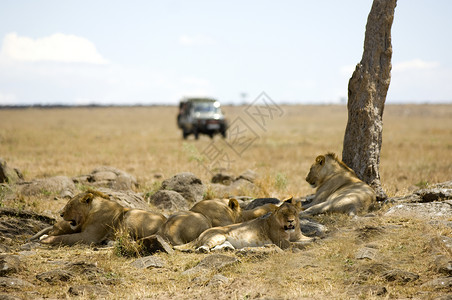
[306,155,326,188]
[60,192,94,230]
[274,198,301,233]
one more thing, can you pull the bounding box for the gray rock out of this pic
[0,158,23,184]
[36,269,73,283]
[245,198,280,210]
[211,172,235,185]
[95,187,149,210]
[421,277,452,290]
[0,255,21,276]
[299,218,328,238]
[208,274,229,286]
[0,277,34,289]
[381,269,419,283]
[149,190,189,212]
[130,256,166,269]
[182,254,239,275]
[0,294,23,300]
[68,284,111,296]
[416,188,452,202]
[235,244,284,258]
[355,247,378,260]
[73,166,138,191]
[385,200,452,219]
[161,172,205,203]
[432,255,452,275]
[236,169,258,183]
[140,235,174,255]
[17,176,76,197]
[347,284,387,297]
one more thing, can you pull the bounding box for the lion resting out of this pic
[39,190,166,245]
[174,197,312,252]
[159,198,277,245]
[303,153,376,216]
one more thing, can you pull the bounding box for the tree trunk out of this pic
[342,0,397,201]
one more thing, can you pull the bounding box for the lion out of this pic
[303,153,376,216]
[159,198,278,245]
[39,190,166,245]
[174,197,312,252]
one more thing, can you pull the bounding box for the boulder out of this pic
[161,172,205,203]
[148,190,189,212]
[95,188,149,210]
[0,159,23,184]
[73,166,138,191]
[244,197,280,210]
[0,255,21,276]
[17,176,76,197]
[385,200,452,219]
[211,172,235,185]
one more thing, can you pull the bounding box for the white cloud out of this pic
[179,34,215,46]
[0,32,108,64]
[393,59,439,72]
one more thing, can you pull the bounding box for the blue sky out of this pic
[0,0,451,105]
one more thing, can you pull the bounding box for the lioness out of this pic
[303,153,376,216]
[39,190,166,245]
[174,197,312,252]
[160,198,277,245]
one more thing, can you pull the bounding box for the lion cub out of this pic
[303,153,376,216]
[38,190,166,245]
[174,197,312,253]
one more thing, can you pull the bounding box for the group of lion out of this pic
[31,153,376,253]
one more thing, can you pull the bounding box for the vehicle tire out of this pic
[182,128,189,139]
[194,131,199,140]
[221,130,227,138]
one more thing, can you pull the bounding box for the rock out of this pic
[431,255,452,275]
[0,294,23,300]
[416,188,452,202]
[0,277,34,289]
[0,159,23,184]
[385,201,452,219]
[235,244,284,258]
[36,269,73,283]
[347,284,387,297]
[95,187,149,210]
[148,190,189,212]
[161,172,205,203]
[17,176,76,197]
[245,198,280,210]
[182,254,239,276]
[73,166,138,191]
[207,274,229,286]
[355,247,378,260]
[211,172,235,185]
[381,269,419,283]
[0,255,21,276]
[130,256,166,269]
[299,218,328,238]
[421,277,452,290]
[68,284,111,296]
[140,235,174,255]
[236,169,258,183]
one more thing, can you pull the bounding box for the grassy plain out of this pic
[0,104,451,299]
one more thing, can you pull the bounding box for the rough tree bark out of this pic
[342,0,397,201]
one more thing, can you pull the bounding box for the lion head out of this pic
[60,190,109,230]
[273,197,301,233]
[306,153,355,188]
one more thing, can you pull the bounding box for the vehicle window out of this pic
[193,103,220,113]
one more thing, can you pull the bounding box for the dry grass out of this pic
[0,104,451,299]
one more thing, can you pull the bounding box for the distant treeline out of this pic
[0,104,176,109]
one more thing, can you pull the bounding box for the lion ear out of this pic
[228,198,240,211]
[282,196,294,204]
[316,155,325,166]
[81,193,94,204]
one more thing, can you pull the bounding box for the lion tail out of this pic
[173,240,196,252]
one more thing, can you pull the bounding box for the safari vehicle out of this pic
[177,98,227,140]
